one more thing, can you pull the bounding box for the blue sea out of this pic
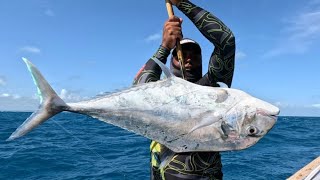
[0,112,319,180]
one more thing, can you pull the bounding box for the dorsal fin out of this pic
[151,57,173,79]
[217,82,229,88]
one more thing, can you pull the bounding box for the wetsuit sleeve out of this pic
[133,46,170,85]
[177,0,236,87]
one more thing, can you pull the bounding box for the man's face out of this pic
[172,44,202,71]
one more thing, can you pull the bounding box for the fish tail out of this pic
[7,58,68,141]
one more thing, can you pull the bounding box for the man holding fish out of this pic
[8,0,279,179]
[133,0,236,179]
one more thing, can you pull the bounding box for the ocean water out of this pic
[0,112,319,180]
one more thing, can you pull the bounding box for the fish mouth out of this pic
[257,108,279,121]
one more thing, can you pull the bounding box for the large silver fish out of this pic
[7,57,279,153]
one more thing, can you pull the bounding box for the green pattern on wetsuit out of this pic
[161,152,223,180]
[178,0,235,87]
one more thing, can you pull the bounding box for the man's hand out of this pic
[169,0,183,6]
[161,16,183,50]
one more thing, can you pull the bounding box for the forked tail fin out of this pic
[7,58,68,141]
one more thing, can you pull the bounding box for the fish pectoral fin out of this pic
[221,121,235,136]
[188,112,222,134]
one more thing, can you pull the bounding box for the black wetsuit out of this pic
[133,0,235,179]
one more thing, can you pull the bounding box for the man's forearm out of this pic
[177,0,236,87]
[177,0,235,52]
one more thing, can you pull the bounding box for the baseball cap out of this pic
[172,38,201,56]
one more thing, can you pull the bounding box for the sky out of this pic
[0,0,319,117]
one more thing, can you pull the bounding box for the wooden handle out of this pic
[165,0,174,17]
[165,0,186,79]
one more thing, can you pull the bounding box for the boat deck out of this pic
[287,156,320,180]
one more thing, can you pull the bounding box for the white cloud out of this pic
[60,89,69,99]
[20,46,41,54]
[312,104,320,108]
[236,51,246,60]
[1,93,10,97]
[59,89,88,102]
[0,93,36,112]
[0,76,6,86]
[285,11,320,44]
[145,31,162,42]
[263,5,320,57]
[45,9,55,17]
[274,101,320,116]
[13,95,21,99]
[0,93,21,99]
[274,102,291,108]
[0,89,87,111]
[275,101,320,109]
[0,95,38,112]
[0,89,89,111]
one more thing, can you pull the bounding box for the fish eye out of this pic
[246,126,259,136]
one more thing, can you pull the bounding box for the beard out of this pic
[170,59,202,83]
